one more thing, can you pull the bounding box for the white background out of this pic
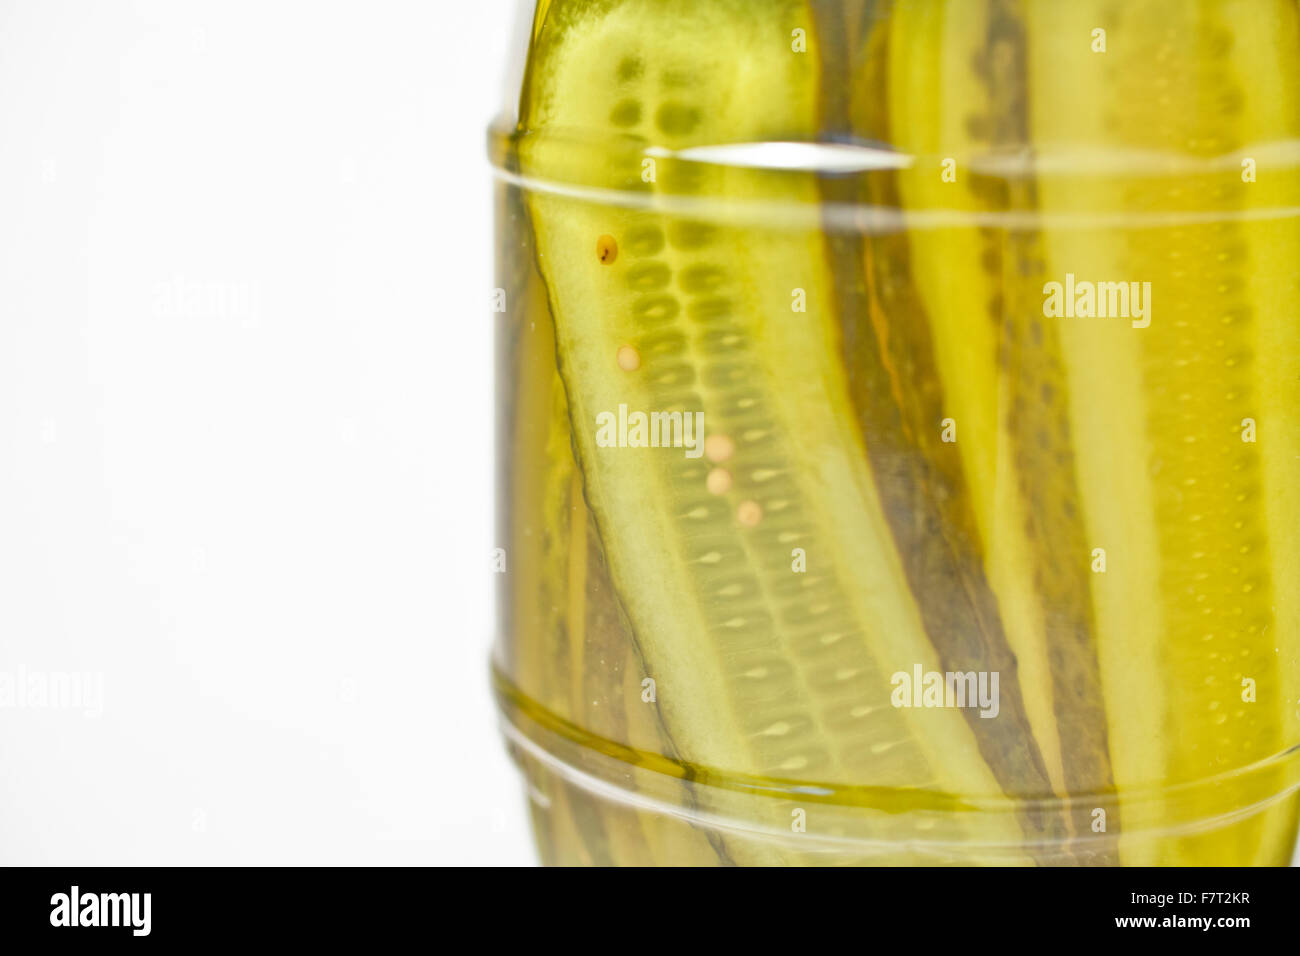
[0,0,533,864]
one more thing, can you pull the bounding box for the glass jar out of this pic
[491,0,1300,865]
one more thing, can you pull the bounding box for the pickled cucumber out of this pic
[839,0,1082,855]
[860,0,1117,859]
[1021,0,1300,864]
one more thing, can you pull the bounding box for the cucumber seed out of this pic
[704,433,735,463]
[737,500,763,527]
[597,234,618,264]
[616,345,641,371]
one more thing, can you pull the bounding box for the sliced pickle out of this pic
[843,0,1085,857]
[1023,0,1300,864]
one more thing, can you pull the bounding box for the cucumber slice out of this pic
[870,0,1073,804]
[498,181,717,865]
[519,0,1028,862]
[839,0,1094,856]
[861,0,1121,857]
[1023,0,1300,864]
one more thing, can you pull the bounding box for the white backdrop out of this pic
[0,0,532,864]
